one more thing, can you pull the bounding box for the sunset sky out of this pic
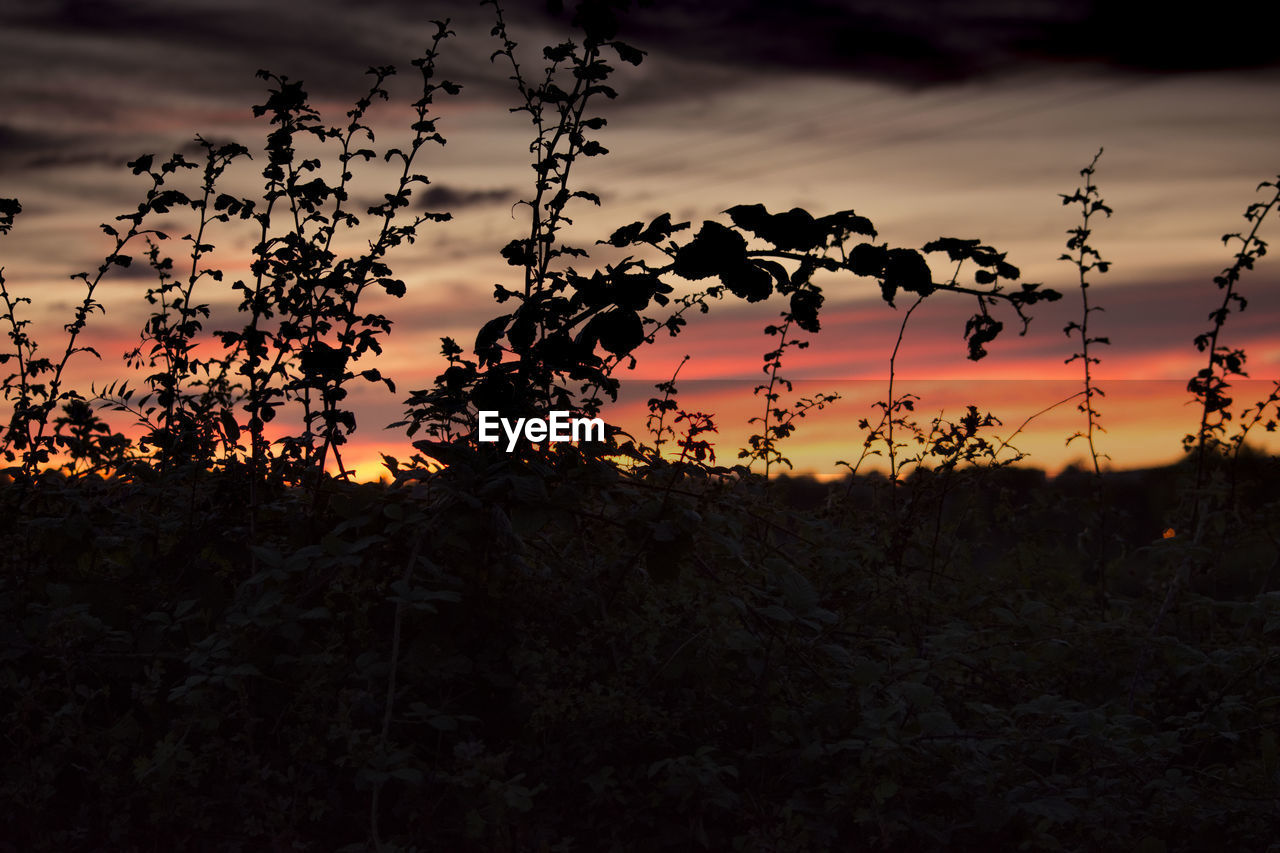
[2,0,1279,479]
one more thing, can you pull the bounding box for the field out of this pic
[2,3,1279,850]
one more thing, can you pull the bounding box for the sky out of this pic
[2,0,1279,480]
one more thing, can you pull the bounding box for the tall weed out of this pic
[0,2,1278,851]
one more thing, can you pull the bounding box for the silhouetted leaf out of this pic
[475,315,510,364]
[219,411,240,442]
[609,269,662,311]
[501,238,535,267]
[605,221,644,247]
[726,204,824,251]
[299,341,347,380]
[673,221,746,280]
[884,248,933,298]
[722,262,773,302]
[587,308,644,355]
[754,259,791,290]
[507,311,537,353]
[639,212,688,244]
[789,288,823,333]
[922,237,981,261]
[0,197,20,235]
[964,313,1003,360]
[850,242,888,277]
[818,209,877,239]
[612,41,645,65]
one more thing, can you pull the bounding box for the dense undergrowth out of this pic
[3,1,1280,850]
[4,450,1280,851]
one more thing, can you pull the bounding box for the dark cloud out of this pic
[10,0,484,83]
[15,0,215,37]
[417,184,518,211]
[3,0,1276,179]
[0,123,128,172]
[608,0,1280,85]
[0,0,572,172]
[2,0,573,100]
[0,123,58,157]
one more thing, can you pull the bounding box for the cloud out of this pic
[610,0,1280,85]
[6,0,1276,179]
[0,122,145,172]
[0,0,535,172]
[417,184,518,211]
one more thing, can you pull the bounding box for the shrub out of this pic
[1,2,1278,851]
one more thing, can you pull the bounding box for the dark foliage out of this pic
[1,2,1279,851]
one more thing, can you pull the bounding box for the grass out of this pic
[1,2,1278,850]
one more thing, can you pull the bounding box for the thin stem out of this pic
[886,295,925,492]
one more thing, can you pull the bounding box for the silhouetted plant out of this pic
[836,230,1041,518]
[76,23,459,510]
[117,141,251,473]
[225,33,457,493]
[854,294,926,496]
[1184,176,1280,486]
[834,283,1017,578]
[1058,149,1118,600]
[645,354,688,456]
[404,189,1061,470]
[740,312,839,476]
[390,4,1060,467]
[989,390,1084,466]
[50,397,132,476]
[1126,176,1280,707]
[1061,148,1112,476]
[6,2,1280,851]
[640,353,719,470]
[670,408,718,468]
[913,405,1005,582]
[0,159,194,482]
[1227,379,1280,501]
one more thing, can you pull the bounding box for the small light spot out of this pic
[1162,528,1176,539]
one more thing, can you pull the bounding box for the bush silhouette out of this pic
[1,2,1279,851]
